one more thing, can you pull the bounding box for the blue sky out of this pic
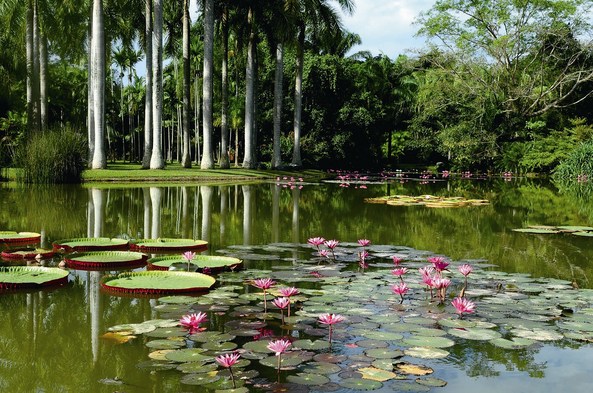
[336,0,437,57]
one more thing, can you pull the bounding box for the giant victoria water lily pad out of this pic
[0,231,41,245]
[130,238,208,253]
[64,251,148,270]
[100,271,215,295]
[147,254,242,272]
[1,248,55,260]
[0,266,69,290]
[53,237,129,252]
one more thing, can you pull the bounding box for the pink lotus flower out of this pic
[179,312,208,334]
[182,251,196,271]
[358,250,369,272]
[307,237,326,248]
[267,338,292,355]
[428,256,449,273]
[324,239,339,250]
[391,267,408,277]
[434,277,451,303]
[215,352,241,368]
[272,297,290,309]
[391,256,403,266]
[310,271,322,278]
[458,264,473,276]
[319,249,330,259]
[215,352,241,388]
[451,296,476,318]
[252,278,276,312]
[391,282,409,303]
[358,239,371,247]
[318,313,345,344]
[278,287,299,297]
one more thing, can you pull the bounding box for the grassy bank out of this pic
[4,163,327,184]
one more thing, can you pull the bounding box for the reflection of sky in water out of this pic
[441,345,593,392]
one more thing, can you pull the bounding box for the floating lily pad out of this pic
[130,238,208,253]
[53,237,129,252]
[64,251,147,270]
[402,336,455,348]
[180,372,220,385]
[364,349,404,359]
[292,339,331,350]
[364,195,489,209]
[176,361,217,373]
[242,340,273,353]
[298,362,341,375]
[511,328,564,341]
[148,254,242,272]
[286,373,330,386]
[259,354,304,368]
[447,328,502,341]
[145,327,189,338]
[511,228,560,234]
[201,341,238,351]
[358,367,397,382]
[165,348,213,363]
[404,347,450,359]
[490,337,535,349]
[573,231,593,237]
[146,339,185,350]
[1,248,55,260]
[360,331,403,341]
[101,271,216,295]
[0,231,41,244]
[415,377,447,387]
[0,266,69,290]
[339,377,383,390]
[396,363,433,376]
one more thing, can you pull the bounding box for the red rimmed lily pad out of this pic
[130,238,208,253]
[0,231,41,245]
[147,254,242,272]
[0,266,69,290]
[100,271,216,295]
[53,237,129,252]
[1,248,55,260]
[64,251,148,270]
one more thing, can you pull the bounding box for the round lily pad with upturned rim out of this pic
[53,237,129,252]
[1,248,55,260]
[0,231,41,245]
[148,254,242,272]
[100,271,216,295]
[130,238,208,253]
[64,251,147,270]
[0,266,69,290]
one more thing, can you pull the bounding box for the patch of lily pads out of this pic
[0,231,41,245]
[0,266,69,290]
[1,248,55,261]
[104,241,593,392]
[64,251,148,270]
[147,254,242,273]
[100,271,216,295]
[53,237,129,252]
[130,238,208,253]
[512,225,593,237]
[364,195,489,208]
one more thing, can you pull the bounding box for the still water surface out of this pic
[1,178,592,392]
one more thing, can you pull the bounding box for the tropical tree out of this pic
[181,0,191,167]
[149,0,165,169]
[142,0,153,168]
[201,0,215,169]
[242,4,257,169]
[90,0,106,169]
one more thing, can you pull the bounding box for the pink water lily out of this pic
[451,297,476,318]
[179,312,208,334]
[434,277,451,303]
[391,256,403,266]
[391,267,408,282]
[278,287,299,317]
[458,264,473,277]
[267,339,292,373]
[324,239,339,250]
[182,251,196,271]
[215,352,241,388]
[307,236,326,250]
[252,278,276,313]
[357,239,371,247]
[272,297,290,324]
[391,282,409,303]
[318,313,346,344]
[428,256,449,274]
[358,250,369,272]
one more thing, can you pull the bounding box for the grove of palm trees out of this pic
[2,0,593,181]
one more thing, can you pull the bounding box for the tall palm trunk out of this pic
[201,0,215,169]
[272,42,284,169]
[39,32,48,133]
[242,7,256,169]
[87,18,94,164]
[181,0,191,168]
[90,0,106,169]
[142,0,153,168]
[32,0,41,132]
[219,5,230,169]
[150,0,165,169]
[291,23,304,167]
[25,0,38,135]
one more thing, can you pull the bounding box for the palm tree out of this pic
[142,0,153,168]
[181,0,191,168]
[150,0,165,169]
[218,3,230,169]
[201,0,215,169]
[90,0,106,169]
[242,5,256,169]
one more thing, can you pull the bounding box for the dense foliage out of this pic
[1,0,593,174]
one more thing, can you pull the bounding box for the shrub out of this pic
[18,127,87,184]
[553,141,593,182]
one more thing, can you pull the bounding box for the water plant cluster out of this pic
[105,240,593,392]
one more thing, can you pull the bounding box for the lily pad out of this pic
[404,347,450,359]
[1,248,55,260]
[358,367,397,382]
[364,348,405,359]
[0,266,69,290]
[100,271,216,295]
[402,336,455,348]
[292,339,331,350]
[511,328,564,341]
[64,251,147,270]
[396,362,433,376]
[490,337,535,349]
[148,254,242,272]
[130,238,208,253]
[0,231,41,244]
[286,373,330,386]
[165,348,214,363]
[415,377,447,387]
[511,228,560,234]
[53,237,129,252]
[447,328,502,341]
[339,377,383,390]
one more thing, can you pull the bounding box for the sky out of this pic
[335,0,437,58]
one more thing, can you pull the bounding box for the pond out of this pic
[1,176,593,392]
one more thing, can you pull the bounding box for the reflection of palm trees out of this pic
[242,185,253,245]
[150,187,162,239]
[91,188,104,238]
[201,186,213,243]
[220,186,229,242]
[272,185,280,243]
[181,187,190,238]
[292,187,300,243]
[143,187,151,238]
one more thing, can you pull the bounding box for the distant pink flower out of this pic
[272,297,290,309]
[179,312,208,334]
[319,249,330,258]
[359,250,369,272]
[358,239,371,247]
[253,328,275,341]
[434,278,451,303]
[419,266,434,278]
[182,251,196,271]
[391,256,403,266]
[391,282,409,302]
[324,239,339,250]
[215,352,241,368]
[310,271,322,278]
[458,264,473,277]
[267,339,292,356]
[318,313,345,344]
[307,237,325,248]
[278,287,299,297]
[252,278,276,290]
[451,297,476,318]
[391,267,408,277]
[428,256,449,273]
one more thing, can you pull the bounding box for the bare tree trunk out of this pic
[142,0,153,168]
[150,0,165,169]
[26,0,36,135]
[219,5,230,169]
[39,32,48,133]
[242,7,256,169]
[291,24,305,168]
[201,0,215,169]
[181,0,192,168]
[272,42,284,169]
[91,0,106,169]
[87,17,94,165]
